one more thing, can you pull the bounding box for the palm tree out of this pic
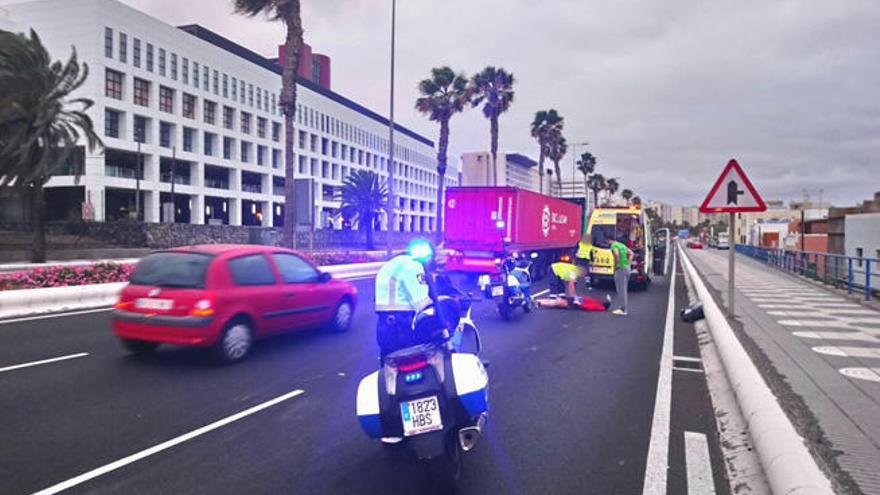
[576,151,597,203]
[530,109,563,194]
[605,178,619,204]
[621,188,633,205]
[338,170,387,249]
[586,173,606,208]
[546,134,567,193]
[0,29,103,262]
[414,67,469,243]
[233,0,303,248]
[469,67,514,186]
[632,195,642,207]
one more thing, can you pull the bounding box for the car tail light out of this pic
[189,299,215,317]
[113,300,132,310]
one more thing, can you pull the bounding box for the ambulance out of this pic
[584,206,654,289]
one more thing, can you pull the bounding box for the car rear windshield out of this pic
[129,252,212,289]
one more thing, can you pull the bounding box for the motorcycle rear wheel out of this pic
[498,302,513,320]
[426,431,463,486]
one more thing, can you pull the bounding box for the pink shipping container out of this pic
[444,187,583,273]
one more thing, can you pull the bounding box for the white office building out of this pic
[460,151,538,191]
[4,0,450,232]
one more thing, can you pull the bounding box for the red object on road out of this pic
[112,244,357,363]
[444,187,583,273]
[687,241,704,249]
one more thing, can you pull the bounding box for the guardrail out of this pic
[736,245,878,301]
[0,261,384,320]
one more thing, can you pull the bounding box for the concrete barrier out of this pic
[679,245,833,495]
[0,261,384,320]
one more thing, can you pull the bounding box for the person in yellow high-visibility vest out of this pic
[575,233,594,288]
[548,261,587,303]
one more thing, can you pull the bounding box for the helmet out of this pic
[407,239,434,264]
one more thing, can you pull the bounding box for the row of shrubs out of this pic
[0,251,389,291]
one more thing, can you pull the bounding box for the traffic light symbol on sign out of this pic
[726,180,743,205]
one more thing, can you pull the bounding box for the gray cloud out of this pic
[6,0,878,206]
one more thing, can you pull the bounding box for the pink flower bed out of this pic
[0,252,389,291]
[0,263,135,291]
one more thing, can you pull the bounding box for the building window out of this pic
[183,93,196,119]
[118,33,127,63]
[257,117,267,139]
[159,121,172,148]
[183,127,194,152]
[204,132,215,156]
[223,137,233,160]
[212,70,219,95]
[159,86,174,113]
[203,66,209,91]
[321,138,328,156]
[222,73,228,98]
[257,145,265,166]
[241,112,252,134]
[105,69,123,99]
[158,48,166,76]
[240,141,251,162]
[133,77,150,107]
[203,100,216,125]
[170,53,177,80]
[310,134,317,152]
[272,122,281,142]
[193,61,199,87]
[182,57,188,84]
[264,92,269,112]
[223,106,234,130]
[238,80,245,103]
[146,43,153,72]
[298,130,306,149]
[256,87,262,110]
[248,84,254,106]
[232,76,237,100]
[104,108,120,138]
[134,115,147,143]
[273,149,281,169]
[271,94,277,115]
[298,155,306,174]
[104,27,113,58]
[322,161,328,179]
[132,38,141,68]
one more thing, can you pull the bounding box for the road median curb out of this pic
[679,245,833,495]
[0,261,383,320]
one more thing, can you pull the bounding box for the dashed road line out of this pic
[839,368,880,383]
[793,331,879,343]
[32,388,306,495]
[0,352,89,373]
[684,431,716,495]
[812,346,880,359]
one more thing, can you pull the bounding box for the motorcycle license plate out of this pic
[400,396,442,436]
[491,286,504,297]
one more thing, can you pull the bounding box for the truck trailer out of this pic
[443,187,583,276]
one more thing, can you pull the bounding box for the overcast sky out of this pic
[7,0,879,206]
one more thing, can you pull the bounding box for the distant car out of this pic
[686,240,703,249]
[716,238,730,250]
[112,245,357,363]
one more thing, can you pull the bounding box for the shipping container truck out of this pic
[444,187,583,276]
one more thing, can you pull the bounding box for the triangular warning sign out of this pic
[700,159,766,213]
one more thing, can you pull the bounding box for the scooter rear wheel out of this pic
[426,431,463,486]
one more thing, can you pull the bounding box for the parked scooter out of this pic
[356,295,488,485]
[478,251,537,320]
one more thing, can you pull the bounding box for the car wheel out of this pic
[214,319,252,364]
[329,300,353,332]
[120,339,159,354]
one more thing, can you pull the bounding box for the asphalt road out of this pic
[0,257,729,495]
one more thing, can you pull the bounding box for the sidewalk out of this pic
[687,248,880,494]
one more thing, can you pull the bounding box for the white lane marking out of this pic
[839,367,880,383]
[0,352,89,373]
[672,366,704,374]
[793,331,879,343]
[813,346,880,359]
[673,355,703,363]
[684,431,716,495]
[531,289,550,299]
[0,308,112,325]
[32,388,306,495]
[642,250,676,495]
[768,310,878,317]
[758,304,862,309]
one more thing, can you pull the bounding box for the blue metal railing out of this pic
[735,245,878,301]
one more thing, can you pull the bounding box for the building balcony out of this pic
[204,178,230,190]
[241,184,262,194]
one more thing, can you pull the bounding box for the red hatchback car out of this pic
[113,245,357,363]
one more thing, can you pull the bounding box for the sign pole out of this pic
[728,212,735,318]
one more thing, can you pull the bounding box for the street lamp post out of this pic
[385,0,397,256]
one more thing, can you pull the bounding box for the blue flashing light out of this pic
[404,371,423,383]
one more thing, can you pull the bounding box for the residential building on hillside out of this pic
[1,0,453,233]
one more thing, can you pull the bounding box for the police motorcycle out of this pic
[478,251,537,320]
[356,278,488,483]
